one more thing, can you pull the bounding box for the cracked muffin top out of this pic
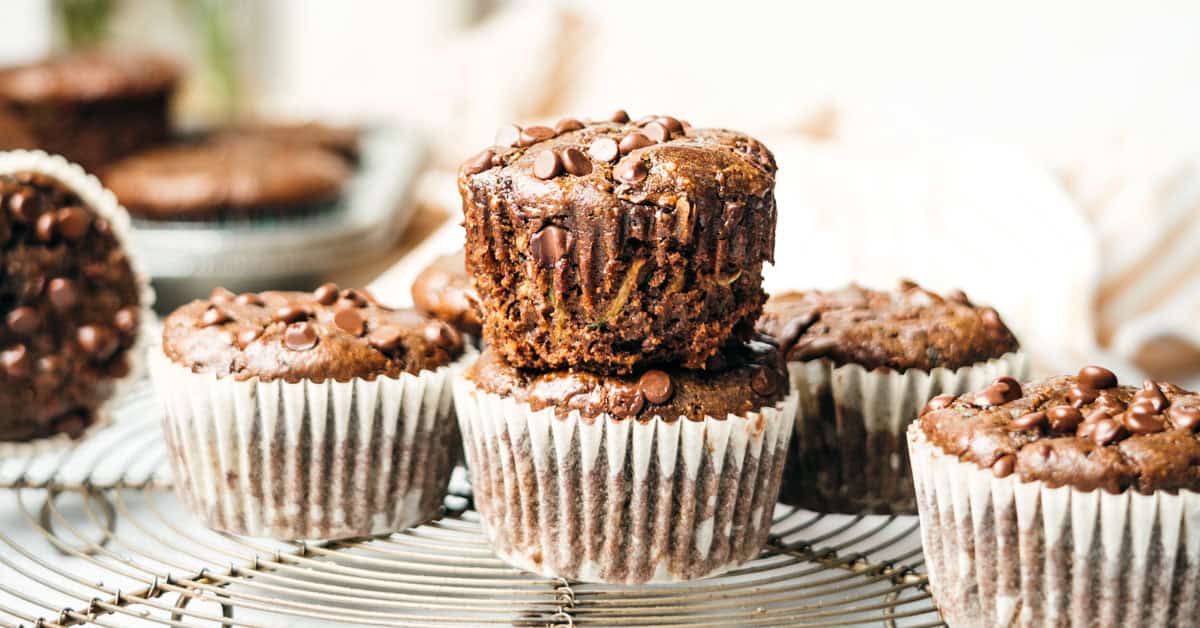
[757,281,1019,372]
[916,367,1200,494]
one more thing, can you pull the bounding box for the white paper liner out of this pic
[0,150,154,457]
[783,350,1028,513]
[908,424,1200,627]
[151,346,471,540]
[454,376,799,584]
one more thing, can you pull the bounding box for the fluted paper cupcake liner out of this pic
[453,376,799,584]
[151,346,470,540]
[0,150,154,457]
[908,425,1200,627]
[782,351,1028,514]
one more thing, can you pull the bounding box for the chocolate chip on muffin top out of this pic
[466,340,788,422]
[757,281,1019,371]
[162,284,465,382]
[918,367,1200,494]
[0,171,141,441]
[458,112,777,374]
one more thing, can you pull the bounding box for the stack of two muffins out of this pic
[453,112,798,584]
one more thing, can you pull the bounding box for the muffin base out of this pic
[781,351,1027,514]
[454,376,798,584]
[909,424,1200,627]
[152,347,468,540]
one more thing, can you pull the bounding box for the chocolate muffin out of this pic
[411,252,481,338]
[459,112,777,374]
[153,284,469,539]
[0,169,143,442]
[756,281,1027,514]
[453,340,798,584]
[218,121,361,162]
[104,137,351,221]
[0,51,178,171]
[911,368,1200,627]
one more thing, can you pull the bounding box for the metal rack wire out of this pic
[0,384,944,627]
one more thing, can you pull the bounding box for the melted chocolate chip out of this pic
[6,307,40,335]
[235,293,264,306]
[560,147,593,176]
[642,121,670,143]
[313,282,339,305]
[588,137,619,163]
[532,150,563,180]
[1169,405,1200,431]
[619,132,654,154]
[530,225,569,268]
[608,384,645,418]
[610,110,630,123]
[284,322,319,351]
[1068,384,1098,408]
[921,393,956,416]
[1077,365,1118,389]
[423,320,460,349]
[236,327,261,348]
[657,116,684,134]
[272,306,308,324]
[34,212,56,242]
[554,118,584,134]
[1010,411,1046,431]
[333,308,365,336]
[368,325,404,353]
[1092,418,1126,445]
[975,376,1022,407]
[76,325,118,360]
[1046,405,1083,431]
[519,126,556,147]
[638,369,673,404]
[1134,380,1168,412]
[463,149,496,176]
[613,157,648,184]
[992,454,1016,478]
[1126,409,1166,435]
[2,345,31,377]
[47,278,79,310]
[200,306,230,327]
[55,207,91,240]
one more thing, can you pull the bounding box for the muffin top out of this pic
[411,251,481,337]
[458,111,776,231]
[216,122,361,162]
[0,51,178,103]
[756,281,1019,371]
[104,137,350,219]
[466,340,788,422]
[0,171,142,440]
[162,285,465,383]
[917,367,1200,494]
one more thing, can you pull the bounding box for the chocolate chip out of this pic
[201,306,231,327]
[974,377,1021,407]
[368,325,405,352]
[991,454,1016,478]
[495,124,521,147]
[619,132,654,154]
[210,287,236,304]
[236,327,261,348]
[6,307,40,335]
[607,384,645,418]
[1010,411,1046,431]
[613,157,648,184]
[610,110,630,123]
[656,116,684,134]
[588,137,620,163]
[34,212,56,242]
[750,365,779,396]
[1046,405,1083,431]
[1076,420,1098,440]
[532,150,563,180]
[519,126,556,147]
[423,321,461,350]
[1077,365,1117,390]
[333,308,365,336]
[113,306,139,333]
[1092,418,1126,445]
[920,393,956,416]
[463,149,496,175]
[1169,405,1200,431]
[47,278,78,310]
[341,289,371,307]
[560,147,593,176]
[7,190,35,222]
[642,122,670,143]
[55,207,91,240]
[1126,409,1166,435]
[2,345,30,378]
[235,293,264,306]
[76,325,118,360]
[530,225,569,268]
[1134,380,1167,412]
[638,370,673,404]
[1068,384,1098,408]
[313,282,339,305]
[554,118,584,134]
[284,322,319,351]
[272,306,309,324]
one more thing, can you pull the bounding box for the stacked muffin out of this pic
[453,112,798,584]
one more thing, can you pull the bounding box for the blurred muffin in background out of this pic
[103,136,351,221]
[0,51,179,171]
[411,251,482,338]
[217,121,361,163]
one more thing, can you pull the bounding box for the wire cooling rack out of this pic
[0,384,944,627]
